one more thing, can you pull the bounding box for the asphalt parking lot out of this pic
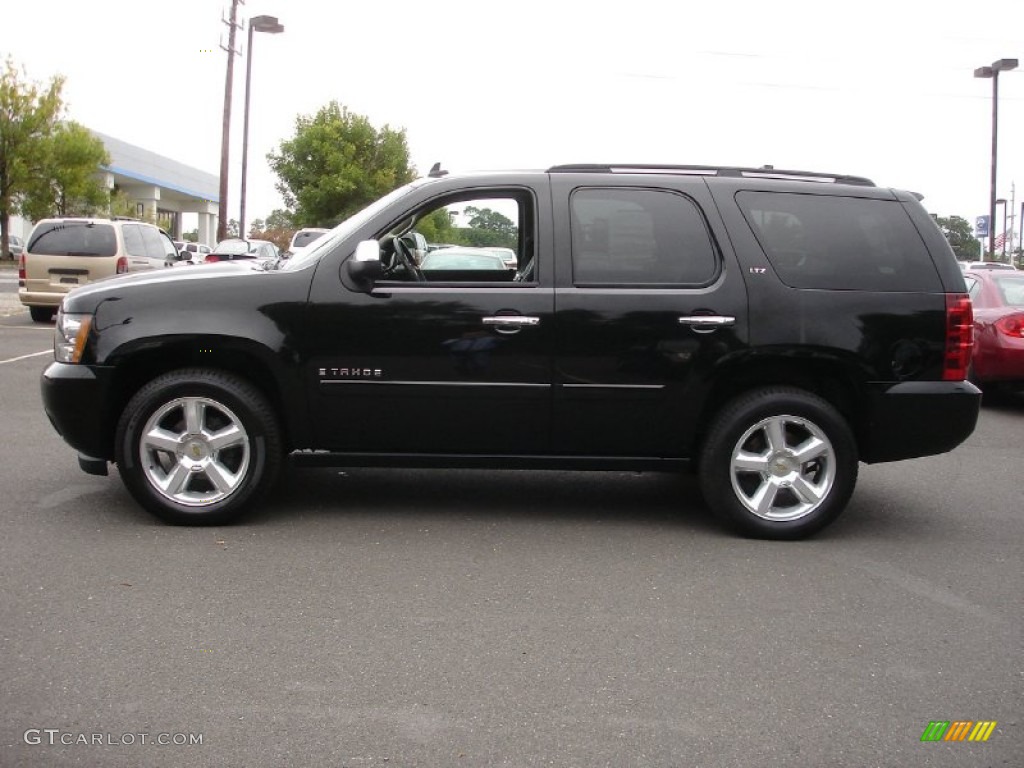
[0,301,1020,768]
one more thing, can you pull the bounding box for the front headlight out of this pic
[54,309,93,363]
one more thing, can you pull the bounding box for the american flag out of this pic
[993,231,1007,250]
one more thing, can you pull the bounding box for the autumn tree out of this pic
[268,101,415,228]
[0,58,64,259]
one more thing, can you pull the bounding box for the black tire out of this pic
[30,306,55,323]
[699,387,858,540]
[115,369,282,525]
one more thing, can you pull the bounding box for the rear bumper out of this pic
[859,380,981,463]
[41,362,117,461]
[19,288,65,308]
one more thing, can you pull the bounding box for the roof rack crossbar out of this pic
[546,164,875,187]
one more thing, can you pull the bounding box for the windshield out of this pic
[213,239,252,255]
[279,181,427,272]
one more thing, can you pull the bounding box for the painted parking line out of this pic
[0,350,51,365]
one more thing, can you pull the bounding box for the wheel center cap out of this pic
[185,440,208,461]
[771,453,795,476]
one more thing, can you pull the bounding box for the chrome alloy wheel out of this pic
[729,414,836,522]
[139,397,251,506]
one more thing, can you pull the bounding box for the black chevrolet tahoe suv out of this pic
[41,164,982,539]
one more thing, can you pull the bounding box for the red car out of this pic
[963,268,1024,386]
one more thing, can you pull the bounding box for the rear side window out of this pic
[737,192,941,291]
[27,222,117,257]
[570,188,718,286]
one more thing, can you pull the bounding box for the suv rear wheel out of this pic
[699,387,858,539]
[115,369,282,525]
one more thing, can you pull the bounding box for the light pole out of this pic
[239,14,284,241]
[996,198,1008,260]
[974,58,1018,260]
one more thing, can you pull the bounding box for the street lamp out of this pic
[239,14,284,240]
[974,58,1018,260]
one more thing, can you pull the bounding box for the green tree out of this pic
[458,206,518,248]
[267,101,415,228]
[415,208,456,244]
[20,121,110,220]
[936,215,981,261]
[265,208,294,231]
[0,58,64,259]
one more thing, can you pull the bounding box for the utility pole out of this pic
[217,0,243,243]
[1008,181,1016,260]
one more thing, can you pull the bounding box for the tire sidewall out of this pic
[115,370,279,525]
[700,388,858,539]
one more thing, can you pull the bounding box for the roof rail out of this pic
[546,164,875,187]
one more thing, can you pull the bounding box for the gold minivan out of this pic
[19,217,179,322]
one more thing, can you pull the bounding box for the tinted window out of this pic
[570,188,717,285]
[27,222,117,257]
[738,192,941,291]
[122,224,146,257]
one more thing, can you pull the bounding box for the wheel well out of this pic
[691,360,863,461]
[103,344,289,458]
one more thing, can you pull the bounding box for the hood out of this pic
[60,261,264,314]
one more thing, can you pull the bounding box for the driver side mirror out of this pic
[345,239,383,292]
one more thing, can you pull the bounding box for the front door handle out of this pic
[678,315,736,334]
[482,316,540,334]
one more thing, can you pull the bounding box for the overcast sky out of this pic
[3,0,1023,236]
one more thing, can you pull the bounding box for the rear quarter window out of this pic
[993,274,1024,306]
[737,192,942,292]
[27,222,117,257]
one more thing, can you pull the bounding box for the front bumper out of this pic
[859,380,982,463]
[41,362,117,461]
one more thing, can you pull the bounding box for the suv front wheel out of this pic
[699,387,858,539]
[115,369,282,525]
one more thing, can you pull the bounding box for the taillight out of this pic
[204,254,219,263]
[995,313,1024,338]
[943,293,974,381]
[116,256,128,274]
[18,253,25,284]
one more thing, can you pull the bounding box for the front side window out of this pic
[378,190,535,284]
[570,188,718,286]
[140,226,172,260]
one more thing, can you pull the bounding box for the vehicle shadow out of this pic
[257,466,722,533]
